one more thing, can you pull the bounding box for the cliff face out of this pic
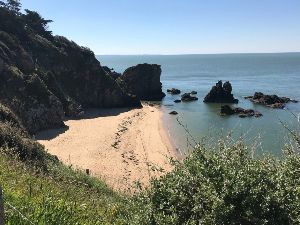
[0,6,140,133]
[120,64,166,101]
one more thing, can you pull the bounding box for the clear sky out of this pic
[21,0,300,55]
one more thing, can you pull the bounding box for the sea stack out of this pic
[121,64,166,101]
[204,80,238,103]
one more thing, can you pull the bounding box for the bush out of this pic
[132,140,300,225]
[0,102,23,129]
[0,102,54,169]
[0,122,51,168]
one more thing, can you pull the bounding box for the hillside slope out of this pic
[0,3,140,133]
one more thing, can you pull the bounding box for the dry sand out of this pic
[37,104,176,191]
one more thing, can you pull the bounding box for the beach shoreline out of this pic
[37,103,177,191]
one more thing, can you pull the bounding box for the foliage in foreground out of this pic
[0,151,129,225]
[132,140,300,225]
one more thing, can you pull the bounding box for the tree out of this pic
[23,9,53,39]
[0,1,6,7]
[0,0,24,35]
[5,0,21,13]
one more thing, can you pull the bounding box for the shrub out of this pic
[0,102,23,129]
[0,122,51,168]
[132,140,300,225]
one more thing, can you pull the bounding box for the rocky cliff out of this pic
[0,4,140,134]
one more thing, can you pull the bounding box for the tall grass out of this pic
[0,149,130,225]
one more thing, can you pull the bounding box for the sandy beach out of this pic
[37,104,176,191]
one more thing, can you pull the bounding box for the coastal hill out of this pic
[0,1,166,134]
[1,1,300,224]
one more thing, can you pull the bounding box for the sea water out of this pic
[97,53,300,155]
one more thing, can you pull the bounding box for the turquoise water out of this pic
[97,54,300,155]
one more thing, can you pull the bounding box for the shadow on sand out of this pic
[36,125,69,140]
[71,107,135,120]
[35,107,136,140]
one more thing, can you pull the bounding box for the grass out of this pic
[0,149,130,225]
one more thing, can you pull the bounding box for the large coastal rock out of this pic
[204,81,238,103]
[120,64,166,101]
[220,105,262,118]
[0,6,140,133]
[245,92,298,109]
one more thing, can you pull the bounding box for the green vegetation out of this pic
[2,133,300,224]
[132,140,300,225]
[0,151,129,225]
[1,0,300,224]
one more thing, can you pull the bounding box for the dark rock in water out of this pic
[169,111,178,115]
[220,105,262,118]
[174,99,181,103]
[167,88,181,95]
[181,93,198,102]
[191,91,197,95]
[238,114,247,118]
[204,81,238,103]
[269,103,285,109]
[233,107,245,114]
[220,105,235,115]
[243,109,255,117]
[254,112,263,117]
[121,64,166,101]
[244,92,298,108]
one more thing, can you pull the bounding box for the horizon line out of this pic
[96,51,300,56]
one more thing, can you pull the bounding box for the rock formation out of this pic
[204,81,238,103]
[244,92,298,109]
[0,6,140,133]
[169,111,178,115]
[181,93,198,102]
[102,66,121,80]
[167,88,181,95]
[220,105,262,118]
[120,64,166,101]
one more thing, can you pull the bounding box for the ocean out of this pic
[97,53,300,156]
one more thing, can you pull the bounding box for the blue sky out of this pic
[21,0,300,55]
